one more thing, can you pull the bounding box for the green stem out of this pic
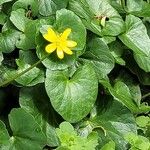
[0,54,49,87]
[142,92,150,99]
[121,0,125,9]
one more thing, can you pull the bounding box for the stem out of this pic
[121,0,125,9]
[0,54,49,87]
[142,93,150,99]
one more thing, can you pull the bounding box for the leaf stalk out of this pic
[0,54,49,87]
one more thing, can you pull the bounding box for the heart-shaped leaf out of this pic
[36,9,86,70]
[45,63,98,123]
[69,0,125,36]
[119,15,150,72]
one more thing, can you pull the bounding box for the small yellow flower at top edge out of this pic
[43,27,77,59]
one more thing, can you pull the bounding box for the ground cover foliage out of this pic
[0,0,150,149]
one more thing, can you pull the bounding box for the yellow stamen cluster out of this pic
[43,28,77,59]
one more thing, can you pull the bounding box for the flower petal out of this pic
[67,40,77,48]
[63,47,73,55]
[45,43,56,53]
[60,28,71,40]
[43,28,57,42]
[57,47,64,59]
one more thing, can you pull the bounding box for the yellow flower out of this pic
[43,27,77,59]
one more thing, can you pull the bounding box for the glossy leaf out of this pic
[81,37,115,79]
[0,109,46,150]
[12,0,39,16]
[54,9,86,52]
[0,0,12,5]
[14,50,44,86]
[10,9,30,32]
[136,116,150,128]
[91,99,137,150]
[0,29,20,53]
[16,20,38,50]
[45,63,98,123]
[126,0,150,17]
[119,15,150,56]
[109,41,125,65]
[134,54,150,73]
[37,9,86,70]
[0,121,9,145]
[124,53,150,85]
[19,85,59,147]
[125,133,150,150]
[0,12,7,25]
[1,0,150,149]
[100,141,115,150]
[126,0,143,12]
[119,15,150,72]
[116,71,142,106]
[39,0,68,16]
[110,81,139,112]
[0,52,3,65]
[69,0,125,36]
[8,108,47,150]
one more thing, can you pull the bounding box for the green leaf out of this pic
[0,0,12,5]
[37,9,86,70]
[45,63,98,123]
[0,29,21,53]
[56,122,77,138]
[125,133,150,150]
[56,146,70,150]
[99,75,112,89]
[10,9,30,32]
[119,15,150,56]
[101,36,116,44]
[109,41,125,66]
[19,85,59,147]
[81,37,115,79]
[15,65,44,87]
[126,0,143,12]
[56,122,98,150]
[110,81,139,112]
[1,19,15,31]
[36,37,76,70]
[108,0,125,14]
[109,79,150,113]
[116,71,142,107]
[55,9,86,52]
[90,99,137,149]
[16,20,38,50]
[136,116,150,128]
[85,132,99,150]
[39,0,69,16]
[12,0,39,16]
[0,52,3,65]
[8,108,46,150]
[126,1,150,17]
[0,12,7,25]
[119,15,150,72]
[10,50,44,86]
[0,121,9,145]
[124,53,150,85]
[134,54,150,73]
[138,2,150,17]
[69,0,125,36]
[100,141,115,150]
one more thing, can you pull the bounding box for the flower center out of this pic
[55,36,66,47]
